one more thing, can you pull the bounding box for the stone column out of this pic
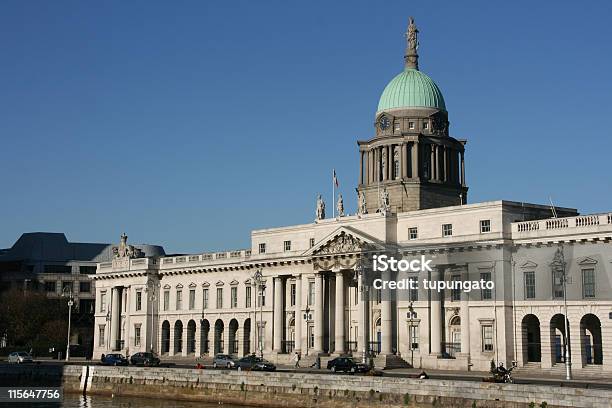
[314,273,324,353]
[374,148,378,183]
[294,276,303,353]
[380,269,393,355]
[182,322,189,356]
[460,151,466,186]
[430,269,442,356]
[334,271,345,354]
[411,142,419,179]
[169,321,175,356]
[110,287,120,351]
[401,143,407,179]
[459,271,470,356]
[442,146,448,182]
[540,322,553,369]
[273,277,285,353]
[359,151,364,185]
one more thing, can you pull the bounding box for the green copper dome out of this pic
[377,68,446,113]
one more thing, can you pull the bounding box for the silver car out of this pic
[8,352,33,364]
[212,354,235,369]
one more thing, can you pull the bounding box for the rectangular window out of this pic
[189,289,196,310]
[134,325,141,347]
[258,285,266,307]
[290,283,296,306]
[308,281,315,306]
[231,286,238,308]
[135,290,142,311]
[245,286,251,308]
[216,287,223,309]
[552,269,564,298]
[408,227,418,240]
[481,272,492,300]
[480,219,491,233]
[98,325,105,347]
[423,121,428,130]
[451,274,461,301]
[62,281,73,292]
[409,277,418,301]
[44,265,72,274]
[394,121,401,131]
[45,281,57,293]
[163,290,170,311]
[259,243,266,254]
[408,121,415,129]
[284,240,291,251]
[442,223,453,237]
[524,271,536,299]
[176,290,182,310]
[199,288,208,309]
[409,325,419,350]
[79,281,91,293]
[482,325,494,352]
[582,268,595,298]
[308,325,314,348]
[354,287,358,305]
[309,238,315,248]
[100,291,107,312]
[375,288,382,304]
[79,265,97,275]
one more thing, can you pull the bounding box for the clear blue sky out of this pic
[1,1,611,254]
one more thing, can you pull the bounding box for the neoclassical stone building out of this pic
[92,20,612,375]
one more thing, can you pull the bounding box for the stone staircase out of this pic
[373,354,412,369]
[514,362,608,379]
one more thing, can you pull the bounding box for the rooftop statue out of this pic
[358,191,367,215]
[337,194,345,217]
[316,194,326,221]
[112,232,143,259]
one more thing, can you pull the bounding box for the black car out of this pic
[100,353,128,366]
[327,357,369,373]
[235,355,276,372]
[130,352,161,366]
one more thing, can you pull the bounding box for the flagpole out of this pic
[332,169,335,218]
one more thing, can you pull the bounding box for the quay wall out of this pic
[2,365,611,408]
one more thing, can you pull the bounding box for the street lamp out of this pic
[558,249,572,381]
[303,306,311,356]
[407,301,415,367]
[145,282,160,353]
[253,269,266,358]
[61,286,74,361]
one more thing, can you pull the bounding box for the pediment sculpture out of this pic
[315,232,367,255]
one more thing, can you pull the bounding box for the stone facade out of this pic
[91,202,612,376]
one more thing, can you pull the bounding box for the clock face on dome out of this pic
[379,116,390,130]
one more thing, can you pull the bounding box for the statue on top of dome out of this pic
[407,17,419,53]
[405,16,420,70]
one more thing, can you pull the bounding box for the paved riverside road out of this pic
[2,358,611,390]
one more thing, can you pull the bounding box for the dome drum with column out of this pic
[356,18,467,214]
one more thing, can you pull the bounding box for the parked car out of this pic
[212,354,236,369]
[327,357,368,373]
[130,352,160,366]
[7,352,33,364]
[235,355,276,372]
[100,353,128,366]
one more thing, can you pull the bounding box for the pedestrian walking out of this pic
[293,352,301,368]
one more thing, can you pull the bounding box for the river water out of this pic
[43,393,249,408]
